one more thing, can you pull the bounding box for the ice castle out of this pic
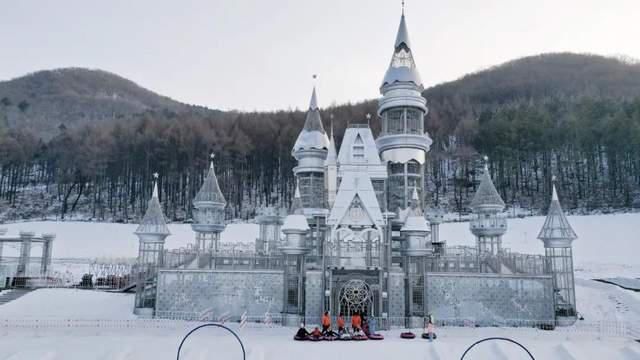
[133,10,579,329]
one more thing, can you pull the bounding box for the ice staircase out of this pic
[0,288,33,305]
[119,252,198,292]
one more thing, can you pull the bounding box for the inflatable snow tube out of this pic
[309,336,323,342]
[322,335,338,341]
[368,333,384,340]
[294,335,310,341]
[338,334,352,341]
[352,334,368,341]
[421,333,437,340]
[400,332,416,339]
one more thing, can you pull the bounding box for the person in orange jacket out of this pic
[311,326,322,338]
[351,312,362,333]
[321,311,331,334]
[337,313,346,334]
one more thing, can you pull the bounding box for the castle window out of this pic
[406,108,423,134]
[384,109,403,134]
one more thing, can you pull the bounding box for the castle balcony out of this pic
[470,216,507,237]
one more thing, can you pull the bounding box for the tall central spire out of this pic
[381,10,422,90]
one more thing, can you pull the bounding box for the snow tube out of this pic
[400,332,416,339]
[322,335,338,341]
[421,333,437,340]
[368,333,384,340]
[338,334,352,341]
[309,336,323,342]
[294,335,310,341]
[352,334,368,341]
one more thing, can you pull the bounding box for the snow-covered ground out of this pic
[0,214,638,359]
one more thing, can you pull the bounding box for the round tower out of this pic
[134,173,170,315]
[279,184,310,326]
[376,11,432,213]
[538,177,578,326]
[401,188,431,327]
[191,153,227,266]
[425,206,445,256]
[469,158,507,256]
[255,206,285,255]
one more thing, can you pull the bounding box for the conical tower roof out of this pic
[283,182,309,232]
[470,163,505,212]
[402,187,429,232]
[194,155,226,205]
[135,174,170,236]
[381,13,423,89]
[538,182,577,245]
[293,86,330,153]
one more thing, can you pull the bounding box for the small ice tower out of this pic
[470,157,507,256]
[538,177,578,326]
[401,188,431,256]
[280,183,310,326]
[426,207,445,256]
[256,207,285,255]
[192,153,227,256]
[134,173,170,314]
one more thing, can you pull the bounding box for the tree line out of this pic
[0,94,639,222]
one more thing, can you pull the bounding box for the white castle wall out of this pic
[155,269,283,320]
[425,272,555,326]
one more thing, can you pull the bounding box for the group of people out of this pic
[296,311,378,339]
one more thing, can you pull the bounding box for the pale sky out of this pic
[1,0,639,111]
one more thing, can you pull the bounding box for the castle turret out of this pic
[191,153,227,260]
[469,158,507,256]
[134,173,170,315]
[426,206,445,256]
[376,11,432,213]
[538,178,578,326]
[401,188,431,256]
[280,184,310,326]
[292,86,330,211]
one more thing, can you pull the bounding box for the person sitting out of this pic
[295,323,310,338]
[311,326,322,338]
[337,314,346,334]
[351,313,362,333]
[321,311,331,334]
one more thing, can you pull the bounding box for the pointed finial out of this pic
[402,0,405,15]
[411,186,419,201]
[330,114,334,138]
[366,113,371,126]
[209,152,215,169]
[294,181,301,199]
[551,176,559,201]
[309,84,319,110]
[483,155,489,171]
[152,172,159,198]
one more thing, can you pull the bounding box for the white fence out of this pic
[0,317,635,340]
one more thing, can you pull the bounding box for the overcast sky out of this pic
[1,0,639,111]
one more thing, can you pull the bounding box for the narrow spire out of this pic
[291,181,303,214]
[325,114,338,166]
[394,10,411,49]
[381,10,422,89]
[366,113,371,126]
[411,186,419,202]
[401,0,405,15]
[538,175,577,242]
[152,172,159,199]
[209,152,215,170]
[309,86,318,111]
[552,175,559,201]
[483,155,489,171]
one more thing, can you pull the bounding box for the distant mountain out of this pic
[423,53,640,136]
[0,68,215,139]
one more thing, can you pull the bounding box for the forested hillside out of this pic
[1,53,639,222]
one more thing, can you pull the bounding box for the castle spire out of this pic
[194,153,226,205]
[470,157,505,212]
[381,9,422,89]
[538,177,577,244]
[292,84,330,153]
[135,172,170,236]
[325,114,337,166]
